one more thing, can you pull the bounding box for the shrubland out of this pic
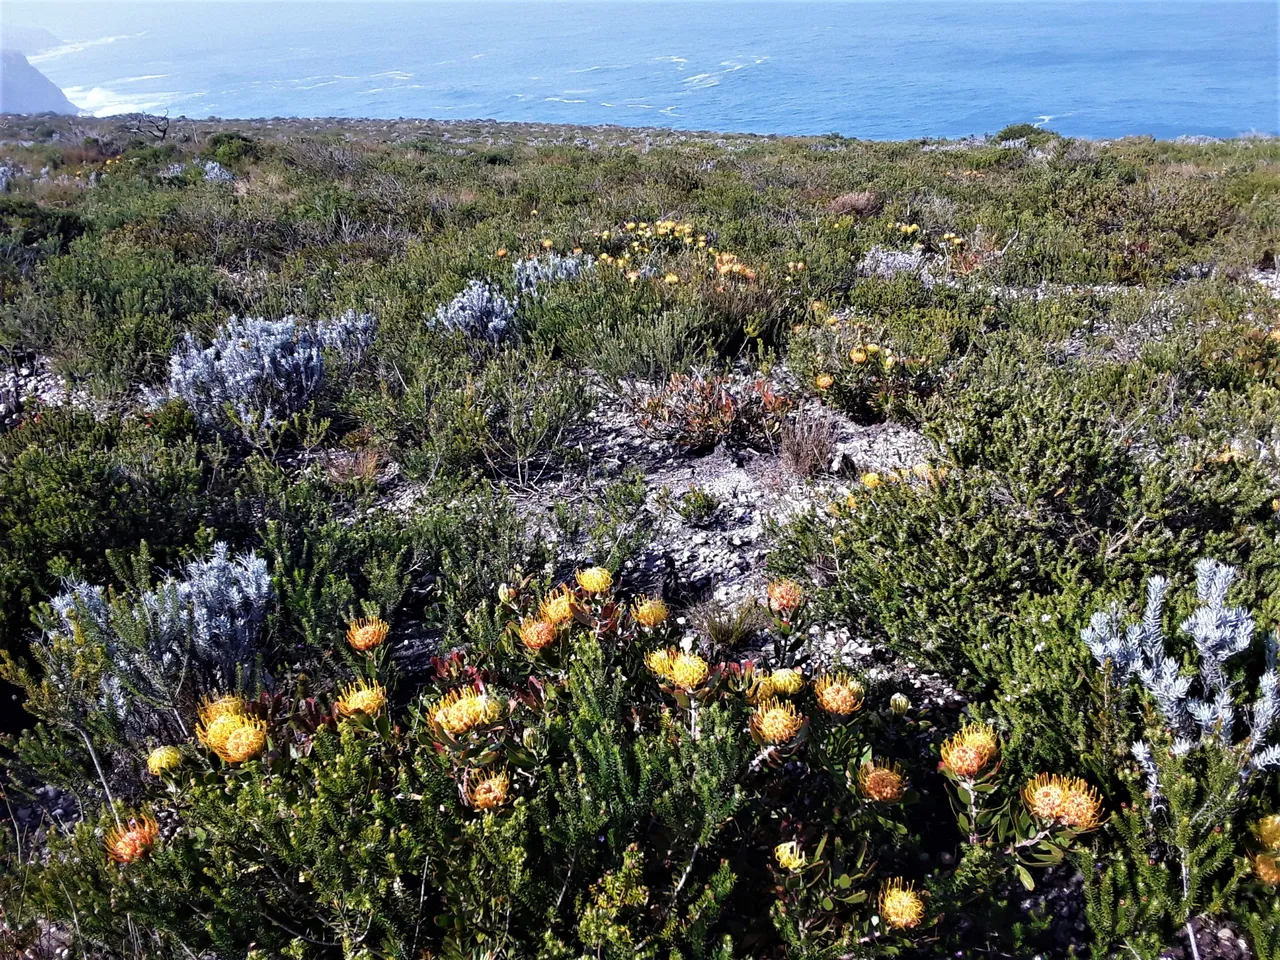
[0,114,1278,959]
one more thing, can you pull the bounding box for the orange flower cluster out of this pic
[1022,774,1104,831]
[106,814,159,864]
[860,759,907,803]
[941,723,999,779]
[814,672,864,717]
[751,698,804,744]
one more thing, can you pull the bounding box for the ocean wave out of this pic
[568,65,603,74]
[110,74,170,85]
[62,84,178,117]
[652,56,688,67]
[682,73,719,89]
[30,33,146,64]
[544,97,586,104]
[369,70,414,81]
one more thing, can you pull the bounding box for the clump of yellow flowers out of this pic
[197,695,267,764]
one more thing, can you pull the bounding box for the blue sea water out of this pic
[4,1,1278,139]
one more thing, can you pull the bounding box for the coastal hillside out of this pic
[1,113,1279,960]
[0,51,79,114]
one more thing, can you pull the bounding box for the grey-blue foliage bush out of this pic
[167,316,323,442]
[514,252,595,296]
[429,279,516,342]
[317,308,379,376]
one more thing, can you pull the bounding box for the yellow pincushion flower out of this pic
[106,813,159,865]
[774,841,806,871]
[197,695,266,763]
[766,579,803,616]
[632,596,669,628]
[861,472,884,489]
[859,759,906,802]
[746,672,776,704]
[1255,852,1280,886]
[770,668,804,696]
[1255,814,1280,851]
[338,678,387,717]
[433,688,504,736]
[751,698,804,744]
[519,618,558,653]
[539,586,578,626]
[814,672,864,716]
[146,746,183,777]
[646,647,677,683]
[465,768,511,810]
[940,723,999,779]
[815,373,835,390]
[575,566,614,594]
[879,878,925,930]
[849,348,868,364]
[346,616,389,652]
[669,652,710,691]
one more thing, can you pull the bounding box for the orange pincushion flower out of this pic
[106,814,159,864]
[433,688,504,736]
[1023,774,1069,820]
[465,768,511,810]
[751,698,804,744]
[815,373,835,390]
[670,652,710,691]
[539,586,578,626]
[767,579,803,616]
[346,616,389,652]
[519,618,558,653]
[632,596,669,628]
[859,759,906,802]
[814,672,864,716]
[197,695,265,763]
[575,566,614,594]
[1254,852,1280,886]
[337,678,387,717]
[1057,779,1104,831]
[879,878,925,930]
[941,723,999,778]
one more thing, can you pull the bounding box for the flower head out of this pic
[879,878,924,930]
[575,566,614,595]
[1023,774,1102,830]
[1023,774,1069,820]
[433,688,504,736]
[770,668,804,696]
[1255,814,1280,851]
[539,586,578,626]
[1255,852,1280,887]
[941,723,999,779]
[465,768,511,810]
[815,373,835,391]
[670,652,710,691]
[774,840,806,871]
[751,698,804,744]
[106,814,159,864]
[197,695,267,763]
[859,759,906,802]
[346,616,389,652]
[890,692,911,716]
[519,618,558,653]
[645,647,677,683]
[861,472,884,489]
[632,596,669,628]
[146,746,183,777]
[814,672,864,716]
[766,579,803,616]
[338,678,387,717]
[1057,779,1104,831]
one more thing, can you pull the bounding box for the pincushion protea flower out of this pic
[575,566,613,594]
[770,668,804,696]
[539,586,578,626]
[1255,814,1280,851]
[859,759,906,802]
[751,698,804,744]
[146,746,183,777]
[815,373,835,390]
[519,618,558,653]
[879,878,924,930]
[814,672,864,716]
[645,647,676,683]
[669,652,710,690]
[766,579,803,616]
[1023,774,1103,830]
[338,678,387,716]
[940,723,998,779]
[464,767,511,810]
[106,813,159,864]
[433,688,504,736]
[631,596,669,628]
[774,840,806,871]
[1255,852,1280,886]
[346,616,389,652]
[889,692,911,715]
[197,695,267,763]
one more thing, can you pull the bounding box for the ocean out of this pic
[5,1,1278,140]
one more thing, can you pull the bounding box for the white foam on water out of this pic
[30,33,146,64]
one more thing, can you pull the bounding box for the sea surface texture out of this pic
[7,1,1278,139]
